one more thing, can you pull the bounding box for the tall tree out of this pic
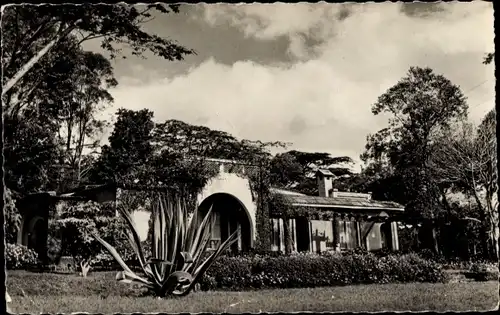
[89,108,155,185]
[1,4,193,107]
[52,41,118,190]
[152,119,284,163]
[3,106,61,193]
[361,66,468,253]
[429,110,498,258]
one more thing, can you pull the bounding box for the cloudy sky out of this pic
[85,2,495,167]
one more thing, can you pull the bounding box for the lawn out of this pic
[7,271,499,313]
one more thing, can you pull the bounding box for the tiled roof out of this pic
[278,194,404,211]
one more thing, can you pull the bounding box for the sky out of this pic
[85,2,495,168]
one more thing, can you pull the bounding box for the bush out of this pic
[199,251,447,291]
[6,243,40,270]
[466,262,499,282]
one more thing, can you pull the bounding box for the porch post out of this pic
[309,220,314,253]
[278,218,285,252]
[237,220,242,251]
[332,216,340,252]
[356,221,362,248]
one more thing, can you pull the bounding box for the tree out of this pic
[152,119,284,163]
[3,108,61,193]
[2,4,193,108]
[269,153,304,189]
[429,110,498,258]
[4,188,22,244]
[3,4,193,194]
[54,45,117,191]
[269,150,355,195]
[3,36,117,193]
[53,201,129,277]
[361,66,469,253]
[89,108,155,185]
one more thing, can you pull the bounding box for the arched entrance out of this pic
[23,216,48,260]
[198,193,253,253]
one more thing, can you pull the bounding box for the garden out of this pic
[6,191,499,313]
[6,246,499,313]
[3,4,499,313]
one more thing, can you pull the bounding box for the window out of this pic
[338,220,358,250]
[311,220,334,253]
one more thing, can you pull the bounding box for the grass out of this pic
[7,270,499,313]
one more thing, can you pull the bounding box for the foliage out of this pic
[4,188,22,244]
[2,4,193,194]
[429,110,498,259]
[51,201,129,276]
[89,108,155,185]
[360,66,469,253]
[2,4,193,104]
[3,110,61,193]
[92,192,239,297]
[153,119,283,162]
[6,243,40,270]
[200,252,447,290]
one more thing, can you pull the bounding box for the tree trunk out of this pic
[471,190,491,259]
[2,21,79,99]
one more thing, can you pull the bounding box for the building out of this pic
[265,169,404,253]
[13,159,404,260]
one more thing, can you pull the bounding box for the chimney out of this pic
[316,169,334,197]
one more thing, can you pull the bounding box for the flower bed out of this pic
[200,252,447,290]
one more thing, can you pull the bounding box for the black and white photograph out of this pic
[2,1,498,313]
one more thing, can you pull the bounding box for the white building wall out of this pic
[197,170,257,247]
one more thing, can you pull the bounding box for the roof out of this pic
[316,169,334,177]
[278,194,404,212]
[269,187,306,196]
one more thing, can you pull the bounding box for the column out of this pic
[391,221,399,251]
[279,218,285,252]
[292,219,298,252]
[332,216,341,252]
[356,221,362,248]
[237,221,242,251]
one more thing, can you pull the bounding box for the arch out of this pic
[197,170,257,249]
[198,192,254,252]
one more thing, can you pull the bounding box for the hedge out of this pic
[199,252,447,290]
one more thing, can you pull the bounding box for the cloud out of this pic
[105,2,494,166]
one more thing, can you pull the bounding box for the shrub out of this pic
[53,201,133,276]
[199,251,447,291]
[466,262,499,282]
[4,188,21,244]
[92,192,239,298]
[6,243,40,270]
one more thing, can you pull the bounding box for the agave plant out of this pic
[92,192,239,297]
